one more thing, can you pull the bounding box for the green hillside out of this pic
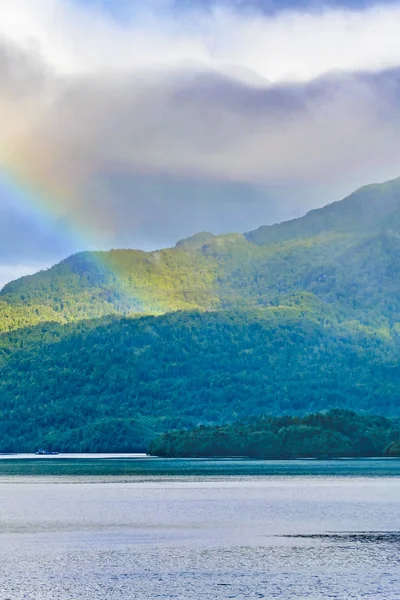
[0,248,218,327]
[0,177,399,451]
[0,309,399,452]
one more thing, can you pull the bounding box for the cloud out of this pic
[0,0,399,256]
[2,0,400,82]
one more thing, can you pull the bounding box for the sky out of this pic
[0,0,400,286]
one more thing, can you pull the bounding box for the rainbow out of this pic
[0,165,94,249]
[0,168,207,315]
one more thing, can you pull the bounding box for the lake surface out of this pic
[0,457,399,599]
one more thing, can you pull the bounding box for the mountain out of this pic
[2,177,400,328]
[0,177,399,451]
[247,177,400,245]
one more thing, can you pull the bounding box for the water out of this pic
[0,457,399,599]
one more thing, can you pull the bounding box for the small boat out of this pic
[35,448,59,455]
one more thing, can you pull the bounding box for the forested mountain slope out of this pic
[1,177,399,329]
[0,177,399,450]
[0,309,399,452]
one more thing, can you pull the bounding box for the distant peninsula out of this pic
[149,410,400,459]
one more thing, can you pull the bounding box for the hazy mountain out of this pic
[247,177,400,245]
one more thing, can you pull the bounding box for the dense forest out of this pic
[0,178,399,451]
[0,309,399,452]
[149,410,400,458]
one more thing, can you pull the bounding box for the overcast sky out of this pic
[0,0,399,286]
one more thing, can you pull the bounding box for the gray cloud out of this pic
[0,11,400,262]
[38,67,400,183]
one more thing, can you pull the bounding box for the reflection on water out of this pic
[0,458,398,599]
[285,532,400,544]
[0,455,400,479]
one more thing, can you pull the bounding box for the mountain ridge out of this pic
[1,176,400,330]
[4,175,400,295]
[246,176,400,246]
